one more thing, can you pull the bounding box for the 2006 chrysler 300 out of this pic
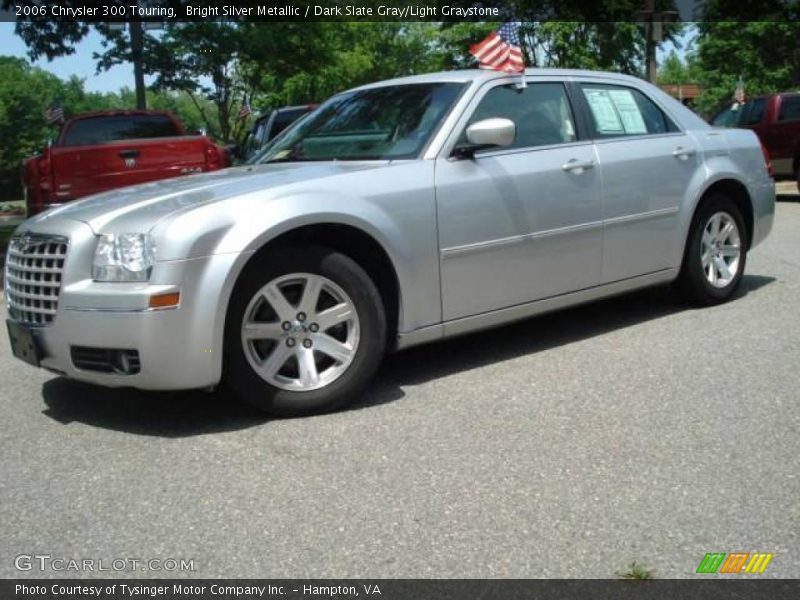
[4,70,775,415]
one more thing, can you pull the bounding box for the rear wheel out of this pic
[676,194,748,305]
[224,246,386,416]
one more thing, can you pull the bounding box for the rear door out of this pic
[574,81,698,282]
[51,114,208,200]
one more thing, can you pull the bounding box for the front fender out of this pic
[151,161,442,378]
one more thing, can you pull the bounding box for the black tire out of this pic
[676,193,748,306]
[224,246,386,416]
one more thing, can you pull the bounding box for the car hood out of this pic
[28,162,387,233]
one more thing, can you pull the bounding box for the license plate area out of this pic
[6,320,42,367]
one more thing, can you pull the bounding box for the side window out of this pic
[463,82,577,150]
[580,84,678,138]
[711,106,740,128]
[740,98,766,126]
[778,96,800,122]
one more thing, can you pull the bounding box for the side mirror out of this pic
[452,118,515,159]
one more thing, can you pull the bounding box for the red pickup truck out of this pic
[711,92,800,184]
[22,110,230,215]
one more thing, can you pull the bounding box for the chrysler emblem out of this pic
[11,234,35,254]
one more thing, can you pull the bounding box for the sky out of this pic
[1,22,697,94]
[3,23,154,93]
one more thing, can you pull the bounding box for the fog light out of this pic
[149,292,180,309]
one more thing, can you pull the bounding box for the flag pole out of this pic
[515,68,527,89]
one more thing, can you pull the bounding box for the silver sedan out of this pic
[4,69,775,415]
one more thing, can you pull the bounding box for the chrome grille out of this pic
[4,233,69,326]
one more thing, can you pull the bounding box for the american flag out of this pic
[238,95,251,119]
[469,22,525,73]
[44,101,64,124]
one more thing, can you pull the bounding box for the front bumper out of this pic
[4,221,239,390]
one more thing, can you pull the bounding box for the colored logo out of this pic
[696,552,773,574]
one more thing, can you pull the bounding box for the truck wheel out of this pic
[676,193,748,306]
[224,246,386,416]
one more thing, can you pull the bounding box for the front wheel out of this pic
[676,194,748,305]
[224,246,386,416]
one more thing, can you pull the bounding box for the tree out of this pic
[147,21,251,143]
[3,1,164,108]
[692,0,800,115]
[657,50,700,85]
[526,21,649,74]
[242,22,451,109]
[0,56,91,171]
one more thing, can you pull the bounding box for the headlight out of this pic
[92,233,156,282]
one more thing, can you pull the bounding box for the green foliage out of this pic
[619,561,655,580]
[657,50,701,85]
[147,21,247,143]
[693,20,800,115]
[244,23,453,109]
[0,56,75,170]
[531,22,650,74]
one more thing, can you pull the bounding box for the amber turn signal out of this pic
[148,292,180,309]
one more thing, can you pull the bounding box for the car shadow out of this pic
[374,273,774,389]
[40,274,775,437]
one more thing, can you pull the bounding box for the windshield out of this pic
[254,82,465,163]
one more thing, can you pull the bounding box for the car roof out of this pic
[348,68,647,92]
[66,109,175,121]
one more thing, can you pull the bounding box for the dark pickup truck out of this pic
[22,110,230,215]
[712,92,800,184]
[241,104,317,160]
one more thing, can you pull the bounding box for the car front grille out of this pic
[4,233,69,326]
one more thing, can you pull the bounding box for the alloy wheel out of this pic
[240,273,360,391]
[700,211,741,289]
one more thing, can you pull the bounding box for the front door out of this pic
[435,80,603,321]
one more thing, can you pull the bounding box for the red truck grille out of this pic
[4,234,69,326]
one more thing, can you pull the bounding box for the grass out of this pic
[618,561,655,580]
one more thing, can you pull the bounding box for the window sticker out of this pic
[608,89,647,134]
[583,89,624,133]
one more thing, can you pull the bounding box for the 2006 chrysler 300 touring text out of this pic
[4,69,775,415]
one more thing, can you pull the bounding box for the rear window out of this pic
[740,98,766,126]
[778,96,800,121]
[713,99,766,128]
[60,114,179,146]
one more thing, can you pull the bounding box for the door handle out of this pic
[118,149,140,159]
[672,146,696,159]
[561,159,595,173]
